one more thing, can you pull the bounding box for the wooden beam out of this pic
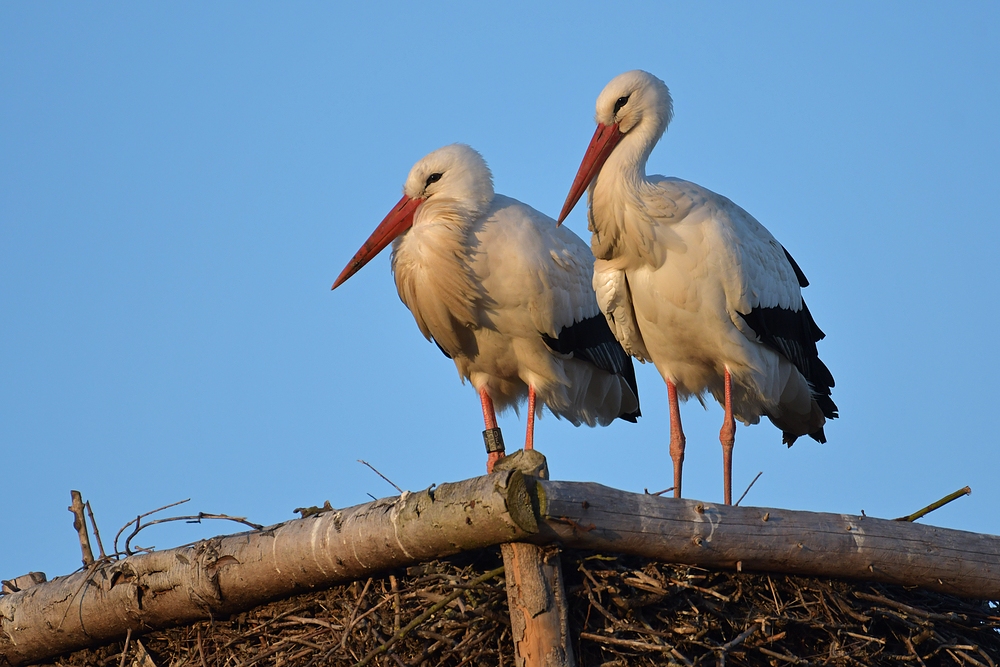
[532,480,1000,599]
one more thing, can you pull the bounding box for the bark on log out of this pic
[0,470,536,667]
[532,480,1000,599]
[501,543,574,667]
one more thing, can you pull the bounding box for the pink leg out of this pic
[481,389,504,473]
[524,386,536,450]
[667,380,686,499]
[720,368,736,505]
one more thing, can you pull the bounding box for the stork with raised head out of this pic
[334,144,640,472]
[558,70,837,504]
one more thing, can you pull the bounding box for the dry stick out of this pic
[853,591,963,621]
[734,472,763,507]
[977,647,998,667]
[69,493,94,562]
[904,636,929,667]
[894,486,972,522]
[117,627,132,667]
[113,498,191,556]
[357,459,403,494]
[68,491,95,567]
[84,501,106,560]
[198,628,208,667]
[390,574,401,635]
[955,650,989,667]
[578,632,674,653]
[579,632,694,666]
[644,487,674,496]
[758,646,807,664]
[717,623,759,665]
[354,565,505,667]
[340,578,374,650]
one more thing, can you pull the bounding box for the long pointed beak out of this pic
[332,194,422,290]
[557,122,623,225]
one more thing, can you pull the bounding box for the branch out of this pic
[894,486,972,522]
[113,498,190,556]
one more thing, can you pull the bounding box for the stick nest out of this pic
[37,549,1000,666]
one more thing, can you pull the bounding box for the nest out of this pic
[37,548,1000,666]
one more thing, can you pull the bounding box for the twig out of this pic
[894,486,972,522]
[758,646,807,664]
[734,472,763,507]
[85,500,107,560]
[854,591,964,621]
[644,487,674,496]
[69,490,95,566]
[354,565,505,667]
[118,627,132,667]
[284,616,344,631]
[669,578,732,602]
[904,636,929,667]
[196,629,208,667]
[113,498,191,556]
[955,650,989,667]
[341,578,374,650]
[390,574,401,634]
[358,459,403,493]
[717,623,759,665]
[123,513,263,555]
[579,631,674,653]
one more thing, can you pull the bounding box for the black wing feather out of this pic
[738,301,838,420]
[541,314,641,422]
[782,245,809,288]
[432,338,452,359]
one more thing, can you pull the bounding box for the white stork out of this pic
[558,70,837,504]
[334,144,640,472]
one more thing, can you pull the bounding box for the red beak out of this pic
[557,122,623,225]
[332,194,423,290]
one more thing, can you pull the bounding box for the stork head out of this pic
[333,144,495,289]
[558,70,673,224]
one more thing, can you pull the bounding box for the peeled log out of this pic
[0,470,536,667]
[533,480,1000,599]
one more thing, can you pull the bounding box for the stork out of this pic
[558,70,837,504]
[334,144,640,472]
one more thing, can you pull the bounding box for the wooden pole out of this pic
[532,480,1000,598]
[495,451,574,667]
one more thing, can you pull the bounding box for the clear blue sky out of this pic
[3,4,998,580]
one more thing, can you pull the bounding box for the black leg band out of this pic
[483,427,505,454]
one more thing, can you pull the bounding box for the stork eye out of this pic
[614,95,630,115]
[425,173,442,187]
